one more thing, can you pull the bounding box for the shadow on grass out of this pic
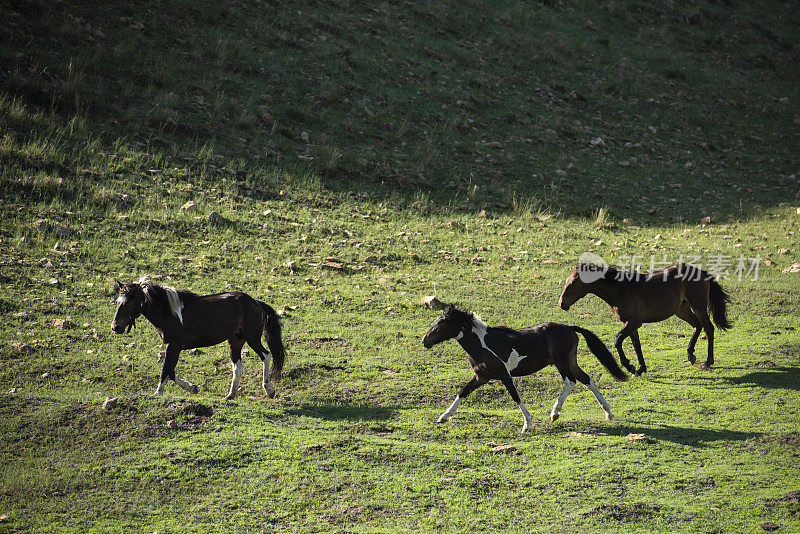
[550,421,761,448]
[645,355,800,391]
[656,366,800,391]
[285,403,400,421]
[616,424,761,447]
[726,367,800,391]
[3,0,797,228]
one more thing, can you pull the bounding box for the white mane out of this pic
[138,277,185,325]
[163,287,184,325]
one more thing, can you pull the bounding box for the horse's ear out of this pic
[444,304,455,313]
[113,279,122,292]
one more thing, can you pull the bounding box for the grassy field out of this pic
[1,0,799,532]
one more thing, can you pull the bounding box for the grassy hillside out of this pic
[1,0,799,532]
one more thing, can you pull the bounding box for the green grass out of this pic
[1,0,799,532]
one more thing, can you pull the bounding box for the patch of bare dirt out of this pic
[283,362,346,380]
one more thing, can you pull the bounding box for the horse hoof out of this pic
[191,385,199,394]
[436,416,449,424]
[605,412,614,421]
[635,367,646,376]
[266,388,276,399]
[697,362,712,371]
[550,413,559,422]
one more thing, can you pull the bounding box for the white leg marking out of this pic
[587,379,614,420]
[505,379,533,432]
[519,402,533,433]
[153,380,165,397]
[551,377,575,422]
[438,395,462,423]
[262,353,276,398]
[175,376,198,394]
[226,360,243,400]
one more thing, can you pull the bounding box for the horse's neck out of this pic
[588,279,622,306]
[140,301,167,329]
[456,323,494,359]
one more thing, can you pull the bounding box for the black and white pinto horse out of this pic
[112,278,286,400]
[422,305,629,432]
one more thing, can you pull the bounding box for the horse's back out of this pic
[517,322,575,337]
[200,290,252,302]
[511,322,579,353]
[196,291,262,309]
[188,291,262,323]
[494,323,578,374]
[648,264,712,286]
[618,264,711,322]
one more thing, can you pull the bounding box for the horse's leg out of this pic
[244,334,275,399]
[586,379,615,420]
[689,304,715,369]
[170,346,198,395]
[614,322,640,374]
[550,374,576,423]
[497,371,533,432]
[567,344,615,420]
[438,376,484,423]
[573,368,614,420]
[675,303,702,364]
[226,338,245,400]
[174,375,199,394]
[551,348,577,422]
[629,330,647,376]
[154,343,181,396]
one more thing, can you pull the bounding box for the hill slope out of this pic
[1,1,799,532]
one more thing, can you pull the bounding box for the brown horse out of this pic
[558,263,732,375]
[112,278,286,399]
[422,305,628,432]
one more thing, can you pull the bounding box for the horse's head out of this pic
[423,304,470,348]
[111,280,145,334]
[558,267,590,311]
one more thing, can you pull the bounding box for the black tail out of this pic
[259,301,286,382]
[708,279,733,331]
[572,327,629,381]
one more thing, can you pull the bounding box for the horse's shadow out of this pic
[727,366,800,390]
[285,402,400,422]
[654,365,800,391]
[551,421,761,448]
[615,423,760,447]
[648,361,800,390]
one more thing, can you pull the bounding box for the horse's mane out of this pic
[577,263,640,283]
[602,265,638,282]
[124,277,191,322]
[578,262,703,284]
[443,304,488,331]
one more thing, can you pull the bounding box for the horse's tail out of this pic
[258,301,286,382]
[708,279,733,331]
[572,326,629,381]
